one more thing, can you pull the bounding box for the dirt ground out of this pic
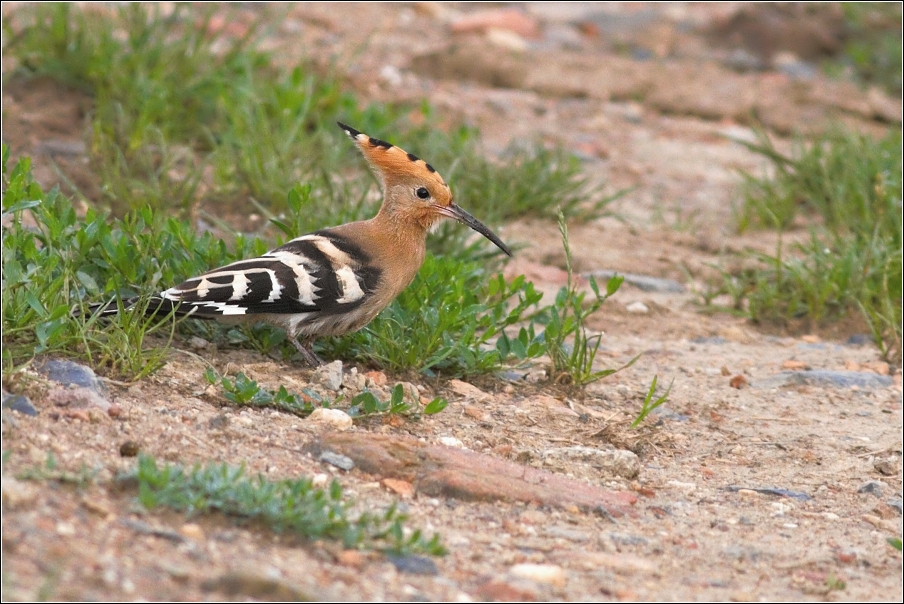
[2,3,902,601]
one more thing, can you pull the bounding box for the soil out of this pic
[2,3,902,601]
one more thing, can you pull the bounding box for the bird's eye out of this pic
[415,187,430,200]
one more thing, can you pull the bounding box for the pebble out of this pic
[187,336,211,350]
[543,446,640,479]
[858,480,886,497]
[874,458,901,476]
[313,360,343,391]
[447,379,490,401]
[45,386,112,412]
[886,499,903,515]
[2,393,37,416]
[1,477,39,508]
[439,436,465,448]
[311,473,329,488]
[318,451,354,471]
[179,523,205,540]
[625,301,649,314]
[35,359,108,396]
[476,579,538,602]
[119,441,140,457]
[584,270,685,293]
[753,370,893,389]
[336,549,366,568]
[308,408,353,431]
[386,554,438,576]
[382,478,414,498]
[509,563,566,586]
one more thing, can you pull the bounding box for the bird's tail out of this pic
[74,297,202,321]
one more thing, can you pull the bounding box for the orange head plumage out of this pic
[337,122,511,255]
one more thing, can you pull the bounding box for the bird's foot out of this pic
[290,337,323,367]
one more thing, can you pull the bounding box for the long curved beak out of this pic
[437,203,512,256]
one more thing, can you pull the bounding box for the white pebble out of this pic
[509,563,566,586]
[626,301,649,314]
[308,408,353,431]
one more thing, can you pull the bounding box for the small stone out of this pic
[336,549,366,568]
[179,523,204,540]
[308,408,353,431]
[208,414,230,430]
[667,480,696,491]
[188,336,210,350]
[886,499,903,515]
[2,393,37,416]
[56,522,76,536]
[874,458,901,476]
[107,404,123,418]
[119,441,140,457]
[509,563,566,586]
[720,366,731,376]
[858,480,886,497]
[625,301,649,314]
[439,436,465,448]
[753,370,892,389]
[583,270,685,293]
[525,369,546,383]
[447,379,489,401]
[312,473,329,488]
[382,478,414,498]
[737,489,760,497]
[729,374,748,389]
[464,405,486,420]
[313,360,343,391]
[387,554,438,576]
[450,8,540,38]
[476,579,537,602]
[318,451,354,471]
[364,371,387,386]
[1,477,39,508]
[543,446,640,479]
[45,386,111,412]
[35,359,108,396]
[781,359,809,370]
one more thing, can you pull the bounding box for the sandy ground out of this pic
[2,3,902,601]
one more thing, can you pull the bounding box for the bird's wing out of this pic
[160,231,381,319]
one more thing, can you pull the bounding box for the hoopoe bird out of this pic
[89,122,511,366]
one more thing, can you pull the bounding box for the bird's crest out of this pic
[337,122,452,205]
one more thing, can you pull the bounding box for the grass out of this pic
[3,3,629,384]
[129,455,444,555]
[717,127,902,360]
[631,375,673,428]
[827,3,902,97]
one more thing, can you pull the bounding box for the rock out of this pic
[187,336,211,350]
[45,386,111,412]
[887,499,903,515]
[858,480,887,497]
[343,367,367,393]
[625,301,649,314]
[119,441,140,457]
[313,360,343,391]
[781,359,809,370]
[179,523,205,540]
[487,28,529,52]
[753,370,893,389]
[363,370,387,387]
[450,8,540,38]
[308,408,353,431]
[447,379,490,401]
[201,572,313,601]
[543,446,640,479]
[318,451,354,471]
[874,458,901,476]
[729,375,748,389]
[509,563,566,587]
[476,579,538,602]
[336,549,366,568]
[303,433,638,515]
[583,270,685,293]
[386,554,438,576]
[382,478,414,498]
[1,477,39,508]
[2,393,37,416]
[35,359,108,396]
[566,551,655,574]
[439,436,465,448]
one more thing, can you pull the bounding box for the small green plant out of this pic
[888,537,902,551]
[132,455,445,555]
[16,452,95,487]
[348,384,411,417]
[824,574,847,591]
[724,128,901,361]
[204,369,323,416]
[542,212,631,385]
[631,375,674,428]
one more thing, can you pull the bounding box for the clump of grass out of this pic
[829,3,902,96]
[204,369,324,416]
[131,455,445,555]
[541,212,634,385]
[323,255,544,376]
[725,128,902,360]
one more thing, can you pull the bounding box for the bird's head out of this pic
[338,122,511,256]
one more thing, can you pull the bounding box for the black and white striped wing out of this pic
[157,231,381,323]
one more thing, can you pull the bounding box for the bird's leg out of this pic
[289,335,323,367]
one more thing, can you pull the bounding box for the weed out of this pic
[541,212,632,385]
[16,452,95,487]
[631,376,674,428]
[725,128,902,360]
[204,369,323,417]
[828,4,902,96]
[132,454,445,555]
[888,537,902,552]
[824,574,847,591]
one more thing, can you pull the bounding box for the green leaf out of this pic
[423,398,448,415]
